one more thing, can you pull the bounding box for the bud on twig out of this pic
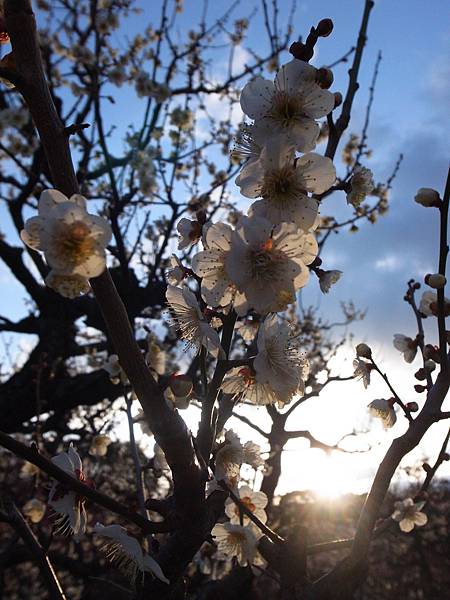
[425,273,446,289]
[405,402,419,413]
[316,19,334,37]
[316,67,334,89]
[414,188,441,208]
[422,463,432,473]
[414,384,426,393]
[333,92,343,108]
[356,343,372,359]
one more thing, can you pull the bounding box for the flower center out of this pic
[270,90,303,126]
[248,239,283,281]
[234,496,256,516]
[261,165,305,205]
[55,221,96,266]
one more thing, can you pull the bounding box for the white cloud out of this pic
[374,254,403,272]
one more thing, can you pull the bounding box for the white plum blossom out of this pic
[253,314,309,404]
[166,254,185,286]
[231,124,263,165]
[393,334,417,363]
[225,485,268,525]
[214,431,244,488]
[368,398,397,428]
[177,217,202,250]
[21,190,111,284]
[166,285,223,357]
[419,290,450,316]
[391,498,428,532]
[346,166,374,207]
[48,445,91,536]
[425,273,446,289]
[89,434,112,457]
[146,334,166,376]
[221,366,279,405]
[22,498,46,524]
[353,358,371,388]
[102,354,128,385]
[192,222,246,309]
[170,107,194,131]
[225,216,318,314]
[238,136,335,231]
[235,318,260,342]
[240,59,335,153]
[211,522,259,566]
[318,269,342,293]
[242,441,265,470]
[94,523,169,584]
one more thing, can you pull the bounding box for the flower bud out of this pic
[316,67,334,89]
[169,373,193,397]
[356,343,372,359]
[289,41,306,60]
[406,401,419,412]
[423,344,440,363]
[414,188,440,207]
[414,368,427,381]
[443,453,450,461]
[422,462,432,473]
[425,273,446,289]
[316,18,334,37]
[333,92,343,108]
[424,359,436,372]
[414,384,426,393]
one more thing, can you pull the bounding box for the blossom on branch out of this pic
[368,398,397,428]
[237,136,334,231]
[21,189,111,283]
[393,334,417,363]
[353,358,371,388]
[240,59,335,152]
[254,314,309,404]
[93,523,170,584]
[211,522,259,566]
[225,216,317,314]
[165,285,223,357]
[48,445,92,536]
[22,498,46,524]
[225,485,268,525]
[391,498,428,532]
[346,165,374,207]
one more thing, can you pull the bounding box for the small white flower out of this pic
[20,189,111,281]
[166,285,223,357]
[318,269,342,293]
[215,432,243,488]
[254,314,309,405]
[240,60,334,152]
[102,354,128,385]
[242,441,265,470]
[368,398,396,428]
[170,106,193,131]
[225,485,268,525]
[146,335,166,376]
[89,435,112,457]
[346,166,374,207]
[238,136,334,232]
[414,188,440,207]
[425,273,446,289]
[419,290,450,316]
[94,523,169,584]
[353,358,371,388]
[392,498,428,532]
[225,215,318,314]
[393,334,417,363]
[192,222,234,306]
[23,498,46,524]
[211,522,258,566]
[221,366,279,405]
[166,254,185,286]
[177,217,202,250]
[48,445,91,536]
